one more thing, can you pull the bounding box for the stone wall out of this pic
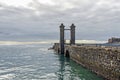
[53,44,120,80]
[66,45,120,80]
[53,43,60,53]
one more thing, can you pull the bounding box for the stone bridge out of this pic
[53,23,120,80]
[53,43,120,80]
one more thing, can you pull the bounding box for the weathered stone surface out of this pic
[53,44,120,80]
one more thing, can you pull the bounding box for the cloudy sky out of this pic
[0,0,120,41]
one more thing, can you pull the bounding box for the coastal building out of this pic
[108,37,120,43]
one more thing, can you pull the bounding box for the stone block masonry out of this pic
[53,43,120,80]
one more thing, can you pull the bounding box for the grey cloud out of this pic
[0,0,120,41]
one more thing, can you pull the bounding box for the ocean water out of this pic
[0,43,104,80]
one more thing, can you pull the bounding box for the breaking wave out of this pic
[0,74,15,80]
[0,40,106,45]
[0,41,53,45]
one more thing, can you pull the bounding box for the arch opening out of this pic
[65,50,70,58]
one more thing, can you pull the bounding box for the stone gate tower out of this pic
[59,23,76,54]
[60,24,65,54]
[70,24,76,45]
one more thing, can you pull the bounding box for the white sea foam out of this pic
[40,73,56,79]
[0,65,35,74]
[0,74,16,80]
[0,41,50,45]
[45,73,56,77]
[38,48,48,52]
[0,40,106,45]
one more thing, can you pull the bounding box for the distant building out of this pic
[108,37,120,43]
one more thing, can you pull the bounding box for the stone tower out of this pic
[59,23,65,54]
[70,24,76,45]
[59,23,76,54]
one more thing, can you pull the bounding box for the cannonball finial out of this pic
[70,23,75,28]
[60,23,65,28]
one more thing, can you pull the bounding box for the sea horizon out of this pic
[0,39,106,45]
